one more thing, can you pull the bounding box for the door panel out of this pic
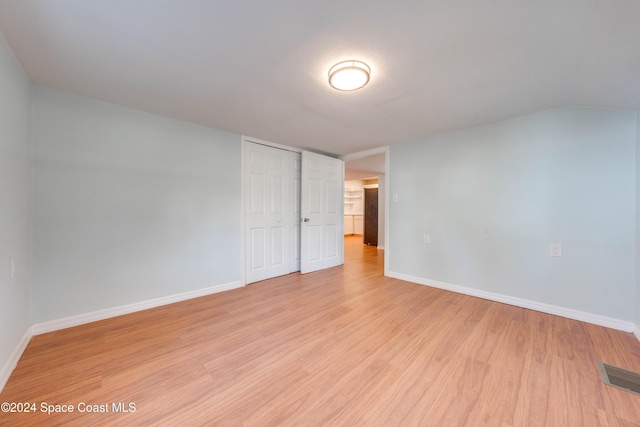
[307,226,322,261]
[364,188,378,246]
[325,225,338,257]
[250,228,265,270]
[300,151,344,273]
[308,178,322,213]
[245,142,292,283]
[250,174,264,214]
[326,180,339,214]
[270,176,283,214]
[272,227,286,266]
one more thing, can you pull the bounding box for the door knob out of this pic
[303,218,310,222]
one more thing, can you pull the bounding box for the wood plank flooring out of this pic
[2,235,640,426]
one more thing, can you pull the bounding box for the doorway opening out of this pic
[343,151,387,268]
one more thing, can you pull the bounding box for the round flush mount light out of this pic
[328,60,371,91]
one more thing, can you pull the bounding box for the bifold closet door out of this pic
[300,151,344,274]
[245,143,297,284]
[244,143,342,282]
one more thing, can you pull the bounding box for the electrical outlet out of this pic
[423,234,430,244]
[550,244,562,257]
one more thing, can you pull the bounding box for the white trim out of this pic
[377,246,384,250]
[1,280,242,393]
[634,324,640,342]
[383,148,390,278]
[387,271,636,333]
[0,327,33,393]
[240,137,247,287]
[341,146,388,161]
[31,281,242,335]
[241,135,302,153]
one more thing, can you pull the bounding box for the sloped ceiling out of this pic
[1,0,639,156]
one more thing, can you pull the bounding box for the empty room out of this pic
[1,1,640,425]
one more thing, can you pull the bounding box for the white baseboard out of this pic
[386,271,637,334]
[377,246,384,251]
[1,280,243,393]
[31,280,243,335]
[0,327,33,393]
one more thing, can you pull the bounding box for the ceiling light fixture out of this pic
[328,60,370,91]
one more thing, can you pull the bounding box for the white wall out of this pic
[389,108,637,323]
[378,174,386,250]
[0,35,31,384]
[31,87,242,322]
[636,112,640,332]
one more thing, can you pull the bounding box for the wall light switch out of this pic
[392,193,399,202]
[423,234,430,244]
[550,244,563,257]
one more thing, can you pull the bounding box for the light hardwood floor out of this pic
[2,236,640,426]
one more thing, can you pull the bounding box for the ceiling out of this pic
[1,0,640,158]
[345,154,385,181]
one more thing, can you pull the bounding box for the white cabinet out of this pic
[354,215,364,235]
[345,215,364,235]
[344,215,354,235]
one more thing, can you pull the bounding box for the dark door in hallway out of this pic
[364,188,378,246]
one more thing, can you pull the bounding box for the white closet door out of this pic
[300,151,344,274]
[245,142,292,283]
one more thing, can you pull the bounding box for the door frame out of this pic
[341,146,390,278]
